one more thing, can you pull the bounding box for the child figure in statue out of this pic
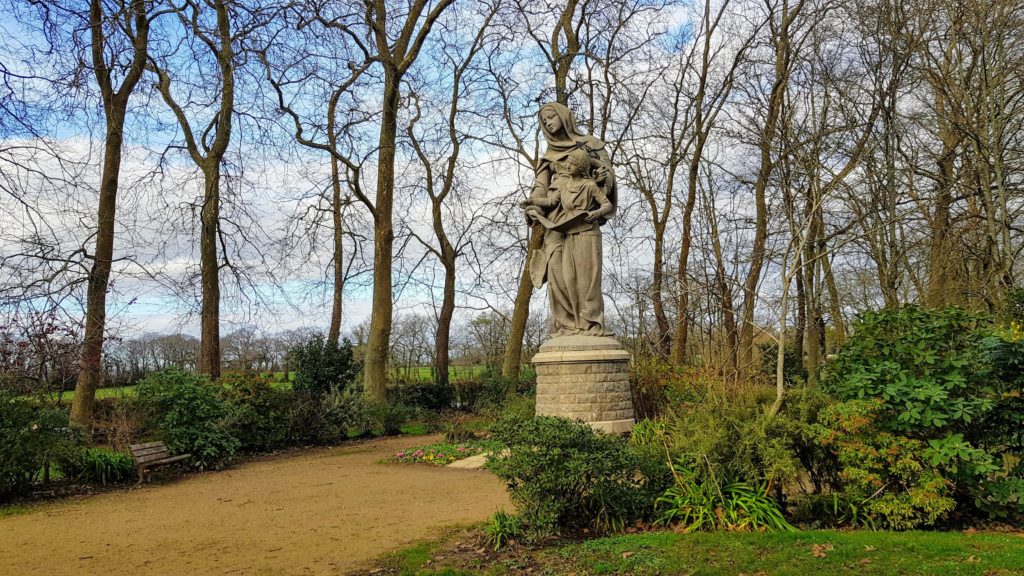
[522,146,614,336]
[556,147,613,229]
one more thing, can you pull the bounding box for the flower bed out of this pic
[389,440,502,466]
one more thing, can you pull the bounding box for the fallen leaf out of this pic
[863,545,877,552]
[811,543,834,559]
[967,555,981,563]
[965,528,978,536]
[621,551,634,559]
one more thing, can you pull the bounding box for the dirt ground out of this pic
[0,435,510,576]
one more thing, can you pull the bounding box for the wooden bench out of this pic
[129,442,191,484]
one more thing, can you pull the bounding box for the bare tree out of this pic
[403,1,499,386]
[147,0,253,378]
[258,3,376,347]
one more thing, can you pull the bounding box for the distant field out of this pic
[390,365,489,383]
[46,385,138,403]
[38,365,493,402]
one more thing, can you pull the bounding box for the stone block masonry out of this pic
[532,335,635,434]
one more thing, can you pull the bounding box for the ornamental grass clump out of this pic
[59,447,135,485]
[654,459,795,533]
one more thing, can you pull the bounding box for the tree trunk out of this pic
[327,155,344,347]
[197,162,222,378]
[794,253,806,374]
[502,224,543,378]
[822,250,844,347]
[70,107,127,427]
[708,205,738,375]
[927,110,956,307]
[739,0,800,373]
[434,255,456,387]
[671,107,707,365]
[364,70,400,402]
[651,222,671,356]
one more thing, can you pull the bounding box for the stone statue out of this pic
[521,102,618,337]
[526,102,634,434]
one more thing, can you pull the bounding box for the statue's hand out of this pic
[519,198,534,209]
[524,206,542,220]
[584,210,602,222]
[595,166,609,184]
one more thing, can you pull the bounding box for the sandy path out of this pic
[0,435,510,576]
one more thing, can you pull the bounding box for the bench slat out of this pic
[143,454,191,467]
[129,441,165,451]
[135,451,173,464]
[131,446,170,458]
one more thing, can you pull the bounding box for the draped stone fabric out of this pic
[525,103,617,336]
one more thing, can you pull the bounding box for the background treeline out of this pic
[1,0,1022,426]
[0,310,541,394]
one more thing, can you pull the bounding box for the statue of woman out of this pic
[521,102,617,336]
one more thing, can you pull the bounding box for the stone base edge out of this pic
[588,418,635,435]
[532,349,631,364]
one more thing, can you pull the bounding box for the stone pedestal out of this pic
[532,335,635,434]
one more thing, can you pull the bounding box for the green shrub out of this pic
[1003,287,1024,323]
[759,340,807,386]
[450,381,483,408]
[361,400,411,436]
[488,416,671,539]
[498,393,535,423]
[816,399,956,530]
[475,368,535,409]
[389,381,454,412]
[630,418,666,451]
[59,447,134,484]
[972,323,1024,517]
[655,461,795,532]
[789,492,877,529]
[660,379,836,497]
[289,335,361,397]
[136,369,239,470]
[824,306,994,433]
[0,394,79,499]
[218,372,292,452]
[628,358,687,419]
[981,323,1024,454]
[288,386,364,445]
[824,306,1024,522]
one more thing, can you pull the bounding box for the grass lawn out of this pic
[390,365,491,383]
[44,385,138,403]
[372,528,1024,575]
